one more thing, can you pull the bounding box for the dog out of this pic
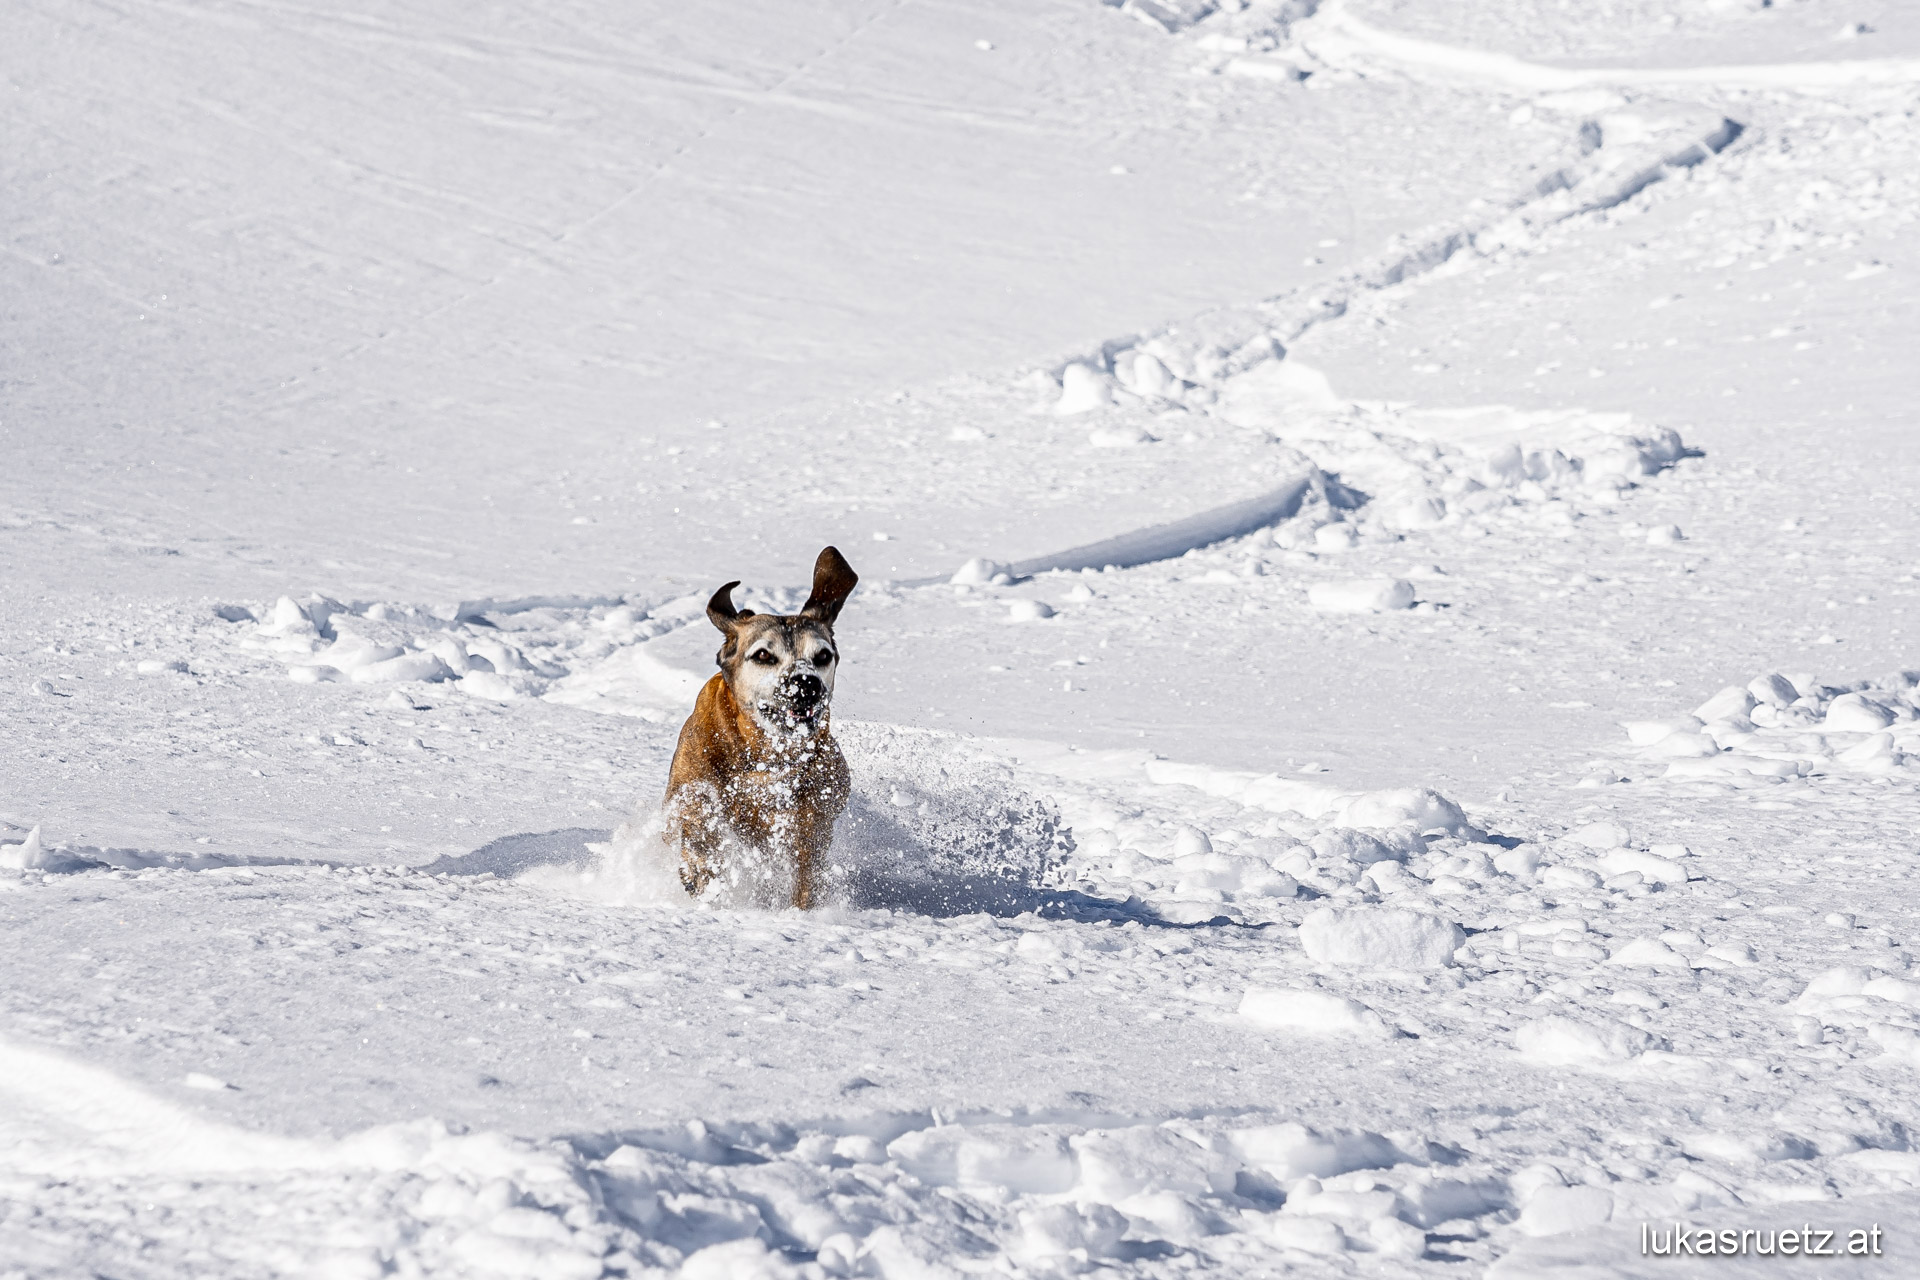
[663,546,859,908]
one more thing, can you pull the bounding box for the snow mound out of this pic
[1226,1122,1411,1182]
[0,1022,1477,1277]
[1606,937,1692,969]
[1308,578,1416,613]
[984,738,1494,922]
[1514,1015,1659,1067]
[1788,965,1920,1064]
[0,826,47,872]
[1236,378,1692,548]
[1595,848,1691,886]
[1298,906,1464,969]
[221,592,685,706]
[1611,667,1920,785]
[1239,987,1393,1036]
[1513,1184,1615,1238]
[950,556,1010,586]
[1029,354,1694,575]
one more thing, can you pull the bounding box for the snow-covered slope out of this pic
[2,0,1575,604]
[6,1,1920,1276]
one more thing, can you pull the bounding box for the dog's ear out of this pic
[801,546,858,625]
[707,581,755,634]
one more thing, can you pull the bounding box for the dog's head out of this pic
[708,546,858,738]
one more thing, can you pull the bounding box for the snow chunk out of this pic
[1621,716,1701,745]
[1864,976,1920,1005]
[1171,825,1212,855]
[1606,937,1691,969]
[1228,1123,1407,1182]
[1693,685,1756,723]
[1308,578,1415,613]
[1344,788,1473,837]
[1115,762,1480,840]
[1868,1025,1920,1067]
[1314,522,1359,551]
[1595,849,1690,886]
[1824,693,1896,732]
[1116,350,1180,399]
[1705,942,1757,967]
[887,1124,1077,1195]
[1298,907,1463,969]
[1070,1127,1236,1203]
[1055,362,1113,415]
[1515,1183,1614,1236]
[1748,672,1799,706]
[0,826,46,872]
[1011,1203,1127,1264]
[1619,667,1920,785]
[1681,1131,1817,1165]
[1088,423,1156,447]
[1791,966,1871,1013]
[1514,1015,1655,1067]
[1215,359,1346,426]
[349,652,452,685]
[459,671,520,701]
[1837,732,1902,769]
[1239,988,1392,1036]
[950,557,1008,586]
[680,1239,801,1280]
[1260,1216,1350,1254]
[1567,821,1628,850]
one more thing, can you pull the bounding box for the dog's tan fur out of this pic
[663,547,858,908]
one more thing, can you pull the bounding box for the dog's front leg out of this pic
[790,832,817,911]
[788,807,840,910]
[788,749,850,910]
[666,785,725,898]
[679,827,720,898]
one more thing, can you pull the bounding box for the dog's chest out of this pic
[718,739,845,817]
[725,763,808,808]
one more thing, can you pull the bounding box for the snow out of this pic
[1299,907,1466,971]
[1239,987,1394,1036]
[0,826,46,873]
[8,0,1920,1274]
[1597,667,1920,783]
[1308,578,1417,613]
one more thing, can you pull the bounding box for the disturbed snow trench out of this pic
[10,7,1920,1280]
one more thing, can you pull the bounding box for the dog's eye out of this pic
[813,650,834,666]
[749,649,778,666]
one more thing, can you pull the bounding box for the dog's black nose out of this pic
[785,672,825,708]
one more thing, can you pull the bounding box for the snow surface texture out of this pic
[1605,670,1920,785]
[8,0,1920,1276]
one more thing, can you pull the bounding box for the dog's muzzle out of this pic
[769,672,827,728]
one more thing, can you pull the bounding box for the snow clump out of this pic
[1298,907,1465,969]
[1615,667,1920,783]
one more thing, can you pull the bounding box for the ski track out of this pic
[1309,0,1920,92]
[6,2,1920,1277]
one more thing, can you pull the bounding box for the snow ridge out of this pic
[1604,667,1920,787]
[1307,0,1920,91]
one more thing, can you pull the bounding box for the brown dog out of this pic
[663,547,859,908]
